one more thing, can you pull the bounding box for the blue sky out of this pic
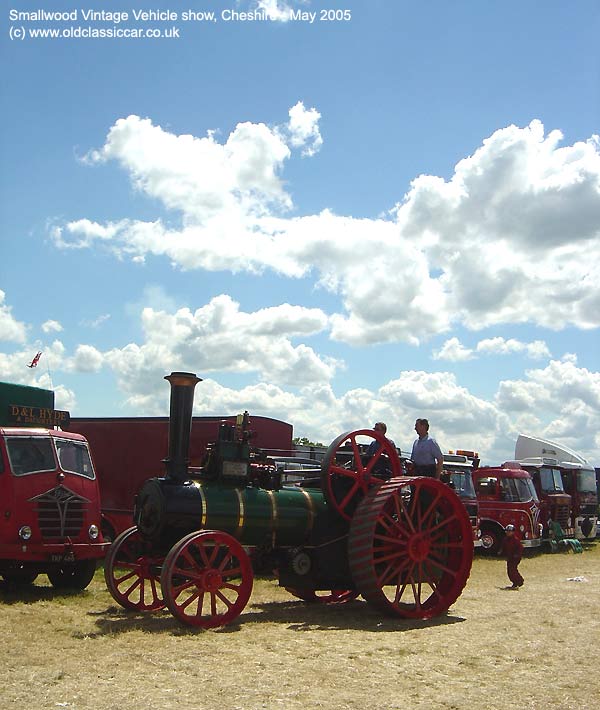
[1,0,599,462]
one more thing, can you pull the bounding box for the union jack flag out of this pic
[27,351,42,368]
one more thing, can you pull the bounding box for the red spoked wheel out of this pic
[160,530,253,628]
[321,429,402,521]
[104,526,165,612]
[285,588,359,604]
[349,477,473,619]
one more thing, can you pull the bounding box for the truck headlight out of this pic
[19,525,32,541]
[88,524,99,540]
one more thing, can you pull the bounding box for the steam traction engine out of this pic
[104,373,473,628]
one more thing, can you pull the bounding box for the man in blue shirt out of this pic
[411,418,443,479]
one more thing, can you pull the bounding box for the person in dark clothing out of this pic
[365,422,395,480]
[499,524,524,588]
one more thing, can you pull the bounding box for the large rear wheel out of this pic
[349,477,473,619]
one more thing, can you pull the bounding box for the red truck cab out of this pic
[442,451,481,546]
[472,463,542,554]
[514,434,590,538]
[515,460,572,536]
[0,382,107,588]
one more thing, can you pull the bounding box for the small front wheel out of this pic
[104,526,165,611]
[161,530,253,628]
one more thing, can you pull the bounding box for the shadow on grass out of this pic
[86,598,466,638]
[243,598,466,632]
[0,581,86,605]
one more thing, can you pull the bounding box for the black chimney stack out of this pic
[164,372,202,482]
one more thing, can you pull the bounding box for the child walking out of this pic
[499,524,524,589]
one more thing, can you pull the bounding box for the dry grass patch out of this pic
[1,543,599,710]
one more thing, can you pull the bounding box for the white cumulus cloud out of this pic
[53,113,600,348]
[42,320,63,334]
[0,291,27,343]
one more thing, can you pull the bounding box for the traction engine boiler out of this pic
[104,373,473,628]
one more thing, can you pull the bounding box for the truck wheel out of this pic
[2,569,39,586]
[479,528,503,555]
[47,559,97,590]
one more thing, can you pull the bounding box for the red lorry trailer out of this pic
[67,414,293,540]
[516,434,597,539]
[472,463,542,554]
[0,382,107,588]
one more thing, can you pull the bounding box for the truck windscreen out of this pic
[55,439,95,479]
[577,469,597,495]
[539,467,565,494]
[6,436,56,475]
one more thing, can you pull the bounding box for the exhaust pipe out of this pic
[163,372,202,482]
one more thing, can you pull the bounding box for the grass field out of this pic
[1,544,599,710]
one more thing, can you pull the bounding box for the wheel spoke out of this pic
[378,557,412,587]
[178,589,201,611]
[349,436,364,473]
[378,512,410,540]
[410,576,422,611]
[215,589,235,609]
[121,577,141,598]
[207,542,221,566]
[330,464,360,479]
[396,492,417,534]
[218,551,233,572]
[418,491,442,528]
[393,560,416,603]
[338,479,362,512]
[425,555,459,577]
[426,514,459,536]
[420,561,442,597]
[182,547,202,572]
[114,569,137,585]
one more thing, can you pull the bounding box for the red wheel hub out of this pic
[200,569,223,592]
[407,533,432,562]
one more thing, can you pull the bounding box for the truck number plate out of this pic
[51,552,75,563]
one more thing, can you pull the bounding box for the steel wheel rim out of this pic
[321,429,402,521]
[104,526,165,611]
[161,530,253,628]
[349,477,473,619]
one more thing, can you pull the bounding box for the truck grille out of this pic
[29,486,90,540]
[553,504,570,529]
